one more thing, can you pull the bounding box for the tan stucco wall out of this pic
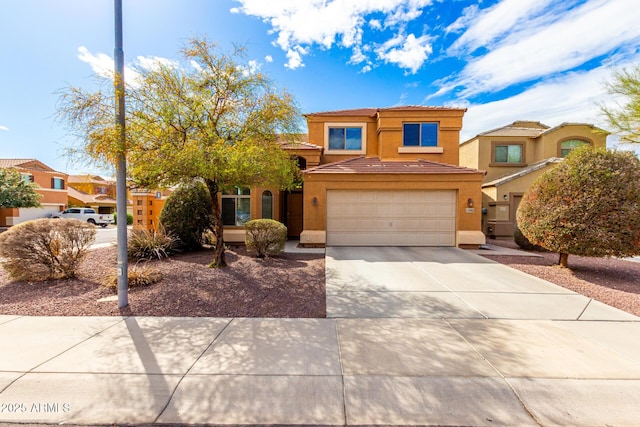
[535,125,607,159]
[302,172,484,243]
[306,109,465,165]
[459,138,479,170]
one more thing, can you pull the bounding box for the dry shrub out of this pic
[127,226,177,260]
[245,219,287,258]
[104,264,162,289]
[0,218,96,281]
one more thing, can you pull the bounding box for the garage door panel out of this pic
[326,190,457,246]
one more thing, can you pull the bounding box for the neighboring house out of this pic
[68,175,116,214]
[68,174,133,216]
[132,106,487,248]
[0,159,68,226]
[459,121,608,238]
[131,188,172,231]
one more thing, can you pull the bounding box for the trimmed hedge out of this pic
[245,219,287,258]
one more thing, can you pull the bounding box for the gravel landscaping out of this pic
[0,245,326,317]
[1,239,639,318]
[481,239,640,317]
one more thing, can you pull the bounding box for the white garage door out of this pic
[326,190,457,246]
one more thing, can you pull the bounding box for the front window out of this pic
[21,174,34,183]
[328,127,362,150]
[222,187,251,226]
[403,123,438,147]
[52,177,65,189]
[560,139,589,157]
[494,144,523,163]
[261,190,273,219]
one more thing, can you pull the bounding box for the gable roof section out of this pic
[68,175,114,185]
[304,105,467,117]
[482,157,563,188]
[538,122,610,137]
[304,156,484,175]
[67,186,117,205]
[0,158,62,174]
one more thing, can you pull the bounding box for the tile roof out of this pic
[0,158,62,174]
[0,158,38,168]
[305,105,467,117]
[539,122,609,136]
[68,175,113,184]
[304,156,484,175]
[67,186,117,205]
[482,158,563,187]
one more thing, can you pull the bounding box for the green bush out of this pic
[160,181,214,250]
[0,218,96,281]
[244,219,287,258]
[518,147,640,267]
[513,225,545,251]
[127,226,177,260]
[113,212,133,225]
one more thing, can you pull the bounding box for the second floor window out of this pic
[52,177,65,189]
[328,127,362,150]
[560,139,589,157]
[403,123,438,147]
[494,144,523,164]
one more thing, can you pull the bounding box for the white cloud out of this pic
[0,125,8,131]
[77,46,115,78]
[361,65,372,73]
[231,0,433,70]
[447,0,556,54]
[460,64,619,142]
[444,0,640,98]
[265,55,273,63]
[376,33,432,74]
[242,59,262,76]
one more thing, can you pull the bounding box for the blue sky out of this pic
[1,0,640,175]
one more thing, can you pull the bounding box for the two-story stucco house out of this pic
[297,106,486,248]
[459,121,608,238]
[0,159,68,226]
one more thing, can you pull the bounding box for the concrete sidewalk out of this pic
[0,247,639,426]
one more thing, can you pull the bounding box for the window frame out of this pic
[557,138,591,158]
[51,177,65,190]
[222,186,252,226]
[261,190,274,220]
[490,141,526,166]
[323,122,366,154]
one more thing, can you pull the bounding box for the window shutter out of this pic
[51,177,54,188]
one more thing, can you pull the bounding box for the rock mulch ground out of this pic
[482,239,640,317]
[0,246,326,318]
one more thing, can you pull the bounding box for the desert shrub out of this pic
[245,219,287,258]
[103,264,162,289]
[518,147,640,267]
[0,218,95,281]
[113,212,133,225]
[160,181,214,250]
[513,225,545,251]
[127,226,177,260]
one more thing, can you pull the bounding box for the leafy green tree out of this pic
[56,37,300,267]
[517,147,640,268]
[0,169,42,208]
[601,65,640,143]
[160,181,214,250]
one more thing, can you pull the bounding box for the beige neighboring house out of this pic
[459,121,608,238]
[0,159,68,226]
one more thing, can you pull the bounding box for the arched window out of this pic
[261,190,273,219]
[560,139,590,157]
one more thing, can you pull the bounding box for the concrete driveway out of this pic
[324,246,640,425]
[326,246,637,320]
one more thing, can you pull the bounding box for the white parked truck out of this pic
[52,208,114,228]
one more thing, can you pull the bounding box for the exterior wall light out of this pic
[503,194,508,200]
[312,197,318,206]
[467,198,473,208]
